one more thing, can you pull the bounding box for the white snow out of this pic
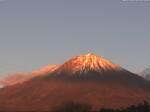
[56,53,121,75]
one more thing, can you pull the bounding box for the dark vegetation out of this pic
[100,101,150,112]
[53,101,92,112]
[53,101,150,112]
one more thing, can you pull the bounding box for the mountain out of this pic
[0,65,59,87]
[53,53,120,76]
[141,68,150,81]
[0,53,150,111]
[50,53,149,86]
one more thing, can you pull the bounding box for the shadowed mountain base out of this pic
[0,76,150,111]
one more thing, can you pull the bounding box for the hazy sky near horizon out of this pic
[0,0,150,77]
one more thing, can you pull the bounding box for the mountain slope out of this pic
[141,68,150,81]
[0,65,59,87]
[0,53,150,111]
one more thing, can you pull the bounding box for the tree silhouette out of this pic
[53,101,92,112]
[53,101,150,112]
[99,101,150,112]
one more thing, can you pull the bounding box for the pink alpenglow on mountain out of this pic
[0,53,150,111]
[55,53,121,75]
[0,65,59,87]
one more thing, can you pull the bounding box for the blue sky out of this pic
[0,0,150,77]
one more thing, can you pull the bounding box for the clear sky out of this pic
[0,0,150,77]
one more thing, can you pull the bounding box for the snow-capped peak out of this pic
[55,53,121,75]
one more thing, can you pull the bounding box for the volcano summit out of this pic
[50,53,147,86]
[54,53,120,75]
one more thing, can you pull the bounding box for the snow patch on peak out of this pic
[56,53,121,75]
